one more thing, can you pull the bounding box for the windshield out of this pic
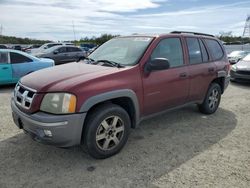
[243,54,250,61]
[88,37,153,66]
[229,51,245,56]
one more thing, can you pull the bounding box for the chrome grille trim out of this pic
[14,83,37,110]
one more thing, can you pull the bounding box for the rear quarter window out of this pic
[204,39,224,60]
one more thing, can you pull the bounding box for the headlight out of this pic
[231,65,237,72]
[40,93,77,114]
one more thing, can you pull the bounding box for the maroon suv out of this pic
[11,31,230,159]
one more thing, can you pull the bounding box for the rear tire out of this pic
[198,83,221,114]
[83,104,130,159]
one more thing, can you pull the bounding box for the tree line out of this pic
[1,33,250,45]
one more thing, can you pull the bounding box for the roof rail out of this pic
[170,31,214,37]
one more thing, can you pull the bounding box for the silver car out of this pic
[34,45,86,65]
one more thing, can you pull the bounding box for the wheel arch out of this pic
[212,70,227,94]
[79,89,140,128]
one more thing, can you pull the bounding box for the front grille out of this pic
[237,70,250,75]
[14,83,36,109]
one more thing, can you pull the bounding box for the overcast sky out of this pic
[0,0,250,41]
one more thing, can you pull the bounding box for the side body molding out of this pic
[79,89,140,126]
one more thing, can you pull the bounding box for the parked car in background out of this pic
[227,50,249,64]
[12,45,22,51]
[0,44,8,49]
[23,44,42,53]
[34,45,85,65]
[80,43,96,50]
[230,54,250,82]
[31,42,73,54]
[11,31,230,159]
[0,49,54,85]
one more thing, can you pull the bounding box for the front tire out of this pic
[198,83,222,114]
[83,104,131,159]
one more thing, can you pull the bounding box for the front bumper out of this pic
[230,70,250,82]
[11,99,86,147]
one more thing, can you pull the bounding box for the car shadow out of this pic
[0,84,15,93]
[230,81,250,88]
[0,106,237,188]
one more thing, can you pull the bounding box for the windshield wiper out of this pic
[76,56,95,63]
[95,59,124,68]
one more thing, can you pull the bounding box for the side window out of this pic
[186,38,202,64]
[151,38,184,68]
[0,52,9,64]
[10,52,32,64]
[204,39,224,60]
[199,39,209,62]
[58,47,67,53]
[74,47,82,52]
[67,47,81,52]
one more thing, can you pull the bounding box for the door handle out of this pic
[179,72,187,78]
[2,67,9,70]
[208,67,215,72]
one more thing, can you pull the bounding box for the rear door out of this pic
[10,52,34,82]
[67,47,83,62]
[142,37,189,115]
[185,37,217,102]
[0,51,12,84]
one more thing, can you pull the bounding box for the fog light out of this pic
[44,130,52,137]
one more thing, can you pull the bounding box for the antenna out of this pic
[243,15,250,37]
[72,21,76,42]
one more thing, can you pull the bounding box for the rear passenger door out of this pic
[10,52,34,81]
[67,47,84,62]
[143,37,189,115]
[185,37,217,102]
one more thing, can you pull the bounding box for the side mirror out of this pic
[145,58,170,73]
[53,50,59,54]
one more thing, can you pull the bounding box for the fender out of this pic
[79,89,140,126]
[217,70,226,78]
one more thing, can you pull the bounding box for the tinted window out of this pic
[204,39,224,60]
[199,39,209,62]
[186,38,202,64]
[10,52,32,64]
[57,47,67,53]
[0,52,8,64]
[47,44,62,48]
[67,47,81,52]
[151,38,184,68]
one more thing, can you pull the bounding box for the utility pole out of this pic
[72,21,76,43]
[243,15,250,37]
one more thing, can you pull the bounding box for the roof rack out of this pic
[170,31,214,37]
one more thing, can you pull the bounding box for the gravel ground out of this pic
[0,83,249,188]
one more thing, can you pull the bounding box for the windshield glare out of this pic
[88,37,153,65]
[243,54,250,61]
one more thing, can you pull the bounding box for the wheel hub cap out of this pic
[96,116,125,151]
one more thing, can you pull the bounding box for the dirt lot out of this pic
[0,83,250,188]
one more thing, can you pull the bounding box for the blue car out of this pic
[0,49,54,85]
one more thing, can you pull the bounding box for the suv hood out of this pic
[20,63,123,92]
